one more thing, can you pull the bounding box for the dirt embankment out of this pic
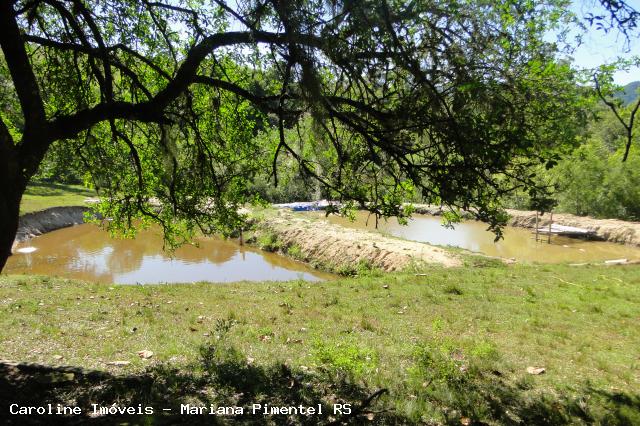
[16,206,88,244]
[250,211,462,273]
[411,204,475,219]
[506,210,640,246]
[412,204,640,247]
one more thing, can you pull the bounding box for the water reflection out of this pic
[6,224,333,284]
[308,211,640,264]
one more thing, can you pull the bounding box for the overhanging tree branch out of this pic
[0,1,46,139]
[46,30,325,140]
[594,73,640,161]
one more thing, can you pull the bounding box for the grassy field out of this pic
[1,263,639,424]
[20,181,95,214]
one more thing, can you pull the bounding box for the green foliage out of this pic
[286,244,304,260]
[503,72,640,220]
[553,138,640,219]
[0,0,592,259]
[552,140,608,216]
[255,231,283,252]
[313,341,377,379]
[443,283,464,295]
[248,117,324,203]
[34,140,87,184]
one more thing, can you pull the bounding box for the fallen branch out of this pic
[327,388,389,425]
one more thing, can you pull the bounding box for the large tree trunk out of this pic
[0,149,25,273]
[0,186,23,273]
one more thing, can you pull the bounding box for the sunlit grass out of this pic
[1,263,639,422]
[20,181,95,214]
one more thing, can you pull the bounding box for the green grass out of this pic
[20,181,95,214]
[1,263,639,424]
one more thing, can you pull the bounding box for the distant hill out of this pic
[615,81,640,106]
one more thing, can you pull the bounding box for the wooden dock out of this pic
[534,224,595,237]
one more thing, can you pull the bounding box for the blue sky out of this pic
[567,0,639,84]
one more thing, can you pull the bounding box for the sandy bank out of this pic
[410,204,640,247]
[250,211,462,273]
[16,206,88,244]
[506,210,640,246]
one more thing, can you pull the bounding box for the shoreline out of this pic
[15,206,89,247]
[247,210,463,273]
[14,204,640,272]
[13,206,464,273]
[411,204,640,247]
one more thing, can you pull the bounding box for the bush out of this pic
[553,139,640,220]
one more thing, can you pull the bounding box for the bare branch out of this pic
[594,73,638,161]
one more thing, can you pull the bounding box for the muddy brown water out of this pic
[6,224,334,284]
[305,211,640,264]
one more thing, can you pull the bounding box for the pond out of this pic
[306,211,640,264]
[6,224,334,284]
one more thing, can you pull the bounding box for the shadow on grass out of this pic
[0,342,403,425]
[428,373,640,425]
[0,342,638,425]
[24,182,94,197]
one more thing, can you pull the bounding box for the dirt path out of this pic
[251,211,462,272]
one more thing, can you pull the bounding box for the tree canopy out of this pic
[0,0,585,270]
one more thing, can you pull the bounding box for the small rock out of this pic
[137,350,153,359]
[107,361,130,366]
[526,366,546,375]
[52,355,63,361]
[382,285,389,289]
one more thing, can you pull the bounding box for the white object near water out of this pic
[535,224,594,237]
[16,247,37,254]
